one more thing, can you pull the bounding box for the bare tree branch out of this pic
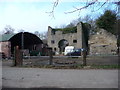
[47,0,119,17]
[64,0,98,14]
[3,25,15,34]
[92,1,108,12]
[46,0,59,18]
[114,1,120,5]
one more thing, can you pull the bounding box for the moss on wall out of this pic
[52,26,77,34]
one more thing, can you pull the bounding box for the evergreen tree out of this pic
[96,10,117,34]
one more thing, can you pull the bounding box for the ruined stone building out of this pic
[48,22,84,54]
[48,22,118,55]
[88,29,117,55]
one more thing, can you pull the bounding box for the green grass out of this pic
[16,64,120,69]
[90,65,120,69]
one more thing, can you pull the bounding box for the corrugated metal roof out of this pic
[0,34,15,42]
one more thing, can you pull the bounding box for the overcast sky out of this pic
[0,0,117,34]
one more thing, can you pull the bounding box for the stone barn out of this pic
[0,32,44,58]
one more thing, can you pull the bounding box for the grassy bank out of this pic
[17,64,120,69]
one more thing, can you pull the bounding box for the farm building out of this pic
[0,32,46,58]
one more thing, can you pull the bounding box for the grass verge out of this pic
[15,64,120,69]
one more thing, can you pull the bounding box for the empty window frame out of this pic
[51,40,55,44]
[73,40,77,43]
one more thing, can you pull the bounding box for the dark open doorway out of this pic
[58,39,69,54]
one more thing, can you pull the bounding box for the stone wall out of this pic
[88,29,117,55]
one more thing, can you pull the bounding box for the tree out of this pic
[59,24,66,29]
[48,0,119,17]
[40,32,48,40]
[34,31,47,40]
[3,25,14,34]
[34,31,40,37]
[18,29,25,33]
[66,22,75,28]
[96,10,117,34]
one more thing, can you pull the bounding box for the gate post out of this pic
[81,49,87,66]
[48,47,53,65]
[13,46,23,66]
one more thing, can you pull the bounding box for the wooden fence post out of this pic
[13,46,23,66]
[13,46,16,66]
[81,49,87,66]
[48,48,53,65]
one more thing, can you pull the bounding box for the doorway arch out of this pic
[58,39,69,54]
